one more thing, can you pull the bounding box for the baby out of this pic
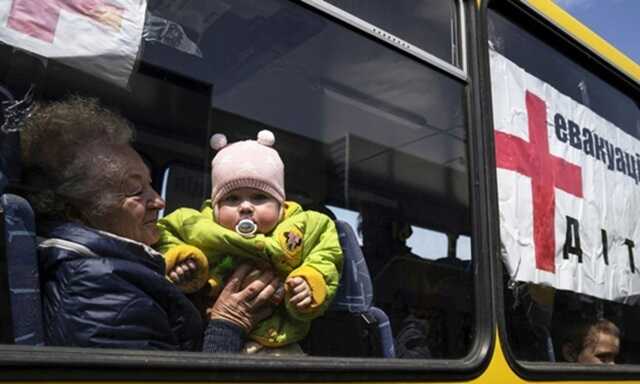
[155,130,343,353]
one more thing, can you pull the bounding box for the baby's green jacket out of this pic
[155,201,343,347]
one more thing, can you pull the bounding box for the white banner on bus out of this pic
[491,50,640,303]
[0,0,147,88]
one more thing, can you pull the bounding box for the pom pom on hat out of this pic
[257,130,275,147]
[210,133,228,151]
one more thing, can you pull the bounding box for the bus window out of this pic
[0,0,481,378]
[488,2,640,368]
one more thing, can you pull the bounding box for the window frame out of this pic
[481,0,640,380]
[297,0,468,81]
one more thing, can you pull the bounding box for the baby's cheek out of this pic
[216,207,237,231]
[258,220,278,235]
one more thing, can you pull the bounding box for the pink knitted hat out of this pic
[209,130,285,207]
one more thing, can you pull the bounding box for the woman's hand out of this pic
[206,264,283,333]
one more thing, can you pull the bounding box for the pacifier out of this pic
[236,219,257,238]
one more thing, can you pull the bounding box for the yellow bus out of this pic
[0,0,639,382]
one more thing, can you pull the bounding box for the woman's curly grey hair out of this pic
[21,96,135,221]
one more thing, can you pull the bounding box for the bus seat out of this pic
[526,294,556,362]
[331,220,373,312]
[302,220,395,358]
[375,255,473,358]
[505,281,556,362]
[1,193,45,345]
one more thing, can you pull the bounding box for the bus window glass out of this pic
[488,6,640,365]
[0,0,474,366]
[324,0,461,66]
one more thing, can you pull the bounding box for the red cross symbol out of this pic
[495,91,583,273]
[8,0,123,43]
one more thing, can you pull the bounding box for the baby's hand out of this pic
[169,259,198,285]
[286,276,312,310]
[164,245,208,293]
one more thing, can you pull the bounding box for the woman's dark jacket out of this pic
[39,222,243,351]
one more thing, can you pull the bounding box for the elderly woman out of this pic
[21,97,279,351]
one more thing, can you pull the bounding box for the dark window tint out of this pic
[1,0,475,364]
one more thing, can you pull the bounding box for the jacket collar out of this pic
[282,201,302,219]
[40,221,165,273]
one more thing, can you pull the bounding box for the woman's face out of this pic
[91,146,166,245]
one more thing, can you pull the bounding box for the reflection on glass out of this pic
[406,226,447,260]
[456,235,471,261]
[327,205,363,245]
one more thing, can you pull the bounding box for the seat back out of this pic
[1,194,45,345]
[330,220,373,312]
[302,220,395,357]
[375,254,473,358]
[504,281,556,362]
[0,80,45,345]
